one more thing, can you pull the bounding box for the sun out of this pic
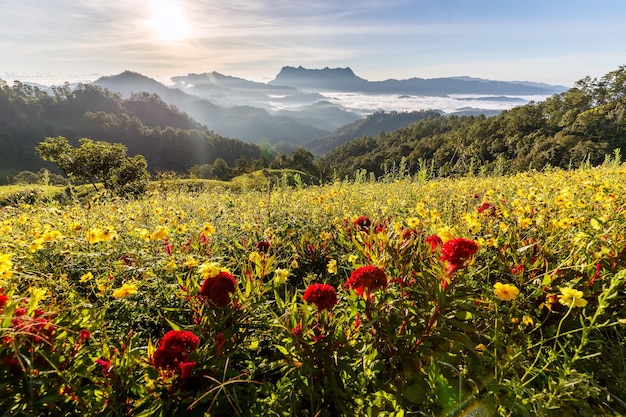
[149,2,190,42]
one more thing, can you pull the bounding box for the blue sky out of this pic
[1,0,625,86]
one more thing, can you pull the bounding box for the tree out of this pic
[36,136,150,195]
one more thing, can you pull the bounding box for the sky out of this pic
[1,0,625,87]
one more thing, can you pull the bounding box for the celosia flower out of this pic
[200,271,237,307]
[95,358,112,375]
[440,237,478,274]
[152,330,200,371]
[493,282,519,301]
[424,234,443,252]
[112,282,138,299]
[345,265,388,297]
[0,292,8,311]
[303,283,338,311]
[353,216,372,232]
[256,241,271,253]
[558,287,587,308]
[178,361,196,379]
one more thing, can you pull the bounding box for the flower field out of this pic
[2,163,626,416]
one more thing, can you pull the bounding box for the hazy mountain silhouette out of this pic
[270,66,566,96]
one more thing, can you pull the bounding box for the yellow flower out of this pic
[80,272,94,283]
[406,217,420,229]
[198,262,223,279]
[29,287,47,302]
[150,226,168,241]
[86,228,103,244]
[291,258,299,269]
[319,231,333,241]
[327,259,338,275]
[184,256,199,269]
[0,253,13,278]
[98,226,117,242]
[165,259,177,271]
[558,287,587,308]
[112,283,138,299]
[200,223,215,238]
[29,238,45,252]
[274,268,289,285]
[518,217,532,229]
[347,253,358,264]
[493,282,519,301]
[522,315,534,327]
[248,251,262,264]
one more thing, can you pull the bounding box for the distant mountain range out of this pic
[90,66,566,153]
[268,66,566,95]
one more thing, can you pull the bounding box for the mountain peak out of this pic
[270,66,366,90]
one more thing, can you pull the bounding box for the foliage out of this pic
[1,161,626,415]
[36,136,151,196]
[0,80,270,183]
[323,65,626,179]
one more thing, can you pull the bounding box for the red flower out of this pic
[353,216,372,232]
[152,330,200,371]
[425,234,443,252]
[440,237,478,274]
[0,293,7,311]
[303,283,338,311]
[200,271,237,307]
[178,361,196,379]
[95,358,111,375]
[345,265,388,297]
[256,241,271,253]
[292,322,302,338]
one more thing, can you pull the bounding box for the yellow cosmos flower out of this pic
[493,282,519,301]
[80,272,94,283]
[319,231,333,241]
[200,223,215,238]
[327,259,338,275]
[273,268,289,285]
[29,287,47,302]
[0,253,13,278]
[406,217,420,229]
[112,283,138,299]
[150,226,168,241]
[86,228,103,244]
[184,256,199,269]
[29,238,45,252]
[558,287,587,308]
[248,251,262,264]
[522,315,534,327]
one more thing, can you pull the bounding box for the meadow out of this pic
[1,161,626,416]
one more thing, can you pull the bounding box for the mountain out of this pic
[270,66,566,96]
[94,71,333,147]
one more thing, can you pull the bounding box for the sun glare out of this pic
[149,2,190,42]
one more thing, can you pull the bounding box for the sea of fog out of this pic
[314,92,552,115]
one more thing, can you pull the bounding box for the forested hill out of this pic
[309,109,442,155]
[0,80,267,182]
[322,66,626,179]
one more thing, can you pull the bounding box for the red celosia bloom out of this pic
[292,322,302,338]
[95,358,111,375]
[303,283,338,311]
[200,271,237,307]
[353,216,372,232]
[425,234,443,253]
[256,241,271,253]
[440,237,478,274]
[0,293,7,311]
[345,265,388,297]
[152,330,200,371]
[178,361,196,379]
